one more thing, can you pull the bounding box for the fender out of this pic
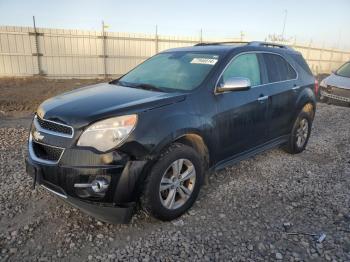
[293,86,317,122]
[120,96,216,161]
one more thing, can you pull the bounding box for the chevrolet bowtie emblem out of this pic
[33,130,44,141]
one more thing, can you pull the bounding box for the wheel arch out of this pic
[173,133,210,170]
[294,87,317,121]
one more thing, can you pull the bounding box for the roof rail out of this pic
[248,41,293,50]
[194,41,293,50]
[194,41,249,46]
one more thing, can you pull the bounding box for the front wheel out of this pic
[284,111,312,154]
[140,143,203,221]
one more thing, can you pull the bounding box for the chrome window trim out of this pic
[34,115,74,138]
[41,185,67,199]
[214,51,299,94]
[28,133,65,165]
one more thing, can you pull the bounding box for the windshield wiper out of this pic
[110,80,129,87]
[133,83,165,92]
[110,80,166,92]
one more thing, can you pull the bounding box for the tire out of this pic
[140,143,203,221]
[284,111,312,154]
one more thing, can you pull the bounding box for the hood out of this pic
[37,83,186,127]
[323,73,350,89]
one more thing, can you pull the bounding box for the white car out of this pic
[320,61,350,104]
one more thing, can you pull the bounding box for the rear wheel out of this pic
[140,143,203,221]
[284,111,312,154]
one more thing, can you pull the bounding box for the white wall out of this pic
[0,25,349,78]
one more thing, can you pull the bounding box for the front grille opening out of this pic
[36,116,73,136]
[32,141,63,162]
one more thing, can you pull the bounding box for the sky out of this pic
[0,0,349,50]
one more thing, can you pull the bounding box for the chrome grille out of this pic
[34,115,73,138]
[329,86,350,99]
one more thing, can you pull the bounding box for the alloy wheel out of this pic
[296,118,309,148]
[159,159,196,210]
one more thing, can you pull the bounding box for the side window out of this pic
[221,53,261,87]
[263,53,297,83]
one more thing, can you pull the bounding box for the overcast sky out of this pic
[0,0,349,50]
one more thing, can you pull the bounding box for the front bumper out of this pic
[320,88,350,103]
[25,156,146,224]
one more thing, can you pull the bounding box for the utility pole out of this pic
[281,9,288,41]
[155,25,159,54]
[240,31,245,42]
[336,29,342,49]
[200,28,203,43]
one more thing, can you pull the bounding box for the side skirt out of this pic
[211,135,289,172]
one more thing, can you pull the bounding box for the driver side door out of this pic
[214,52,270,162]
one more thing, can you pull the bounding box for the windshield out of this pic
[336,62,350,78]
[118,52,221,92]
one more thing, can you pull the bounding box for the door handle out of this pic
[292,86,300,91]
[257,95,268,102]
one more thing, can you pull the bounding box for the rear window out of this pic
[290,53,313,76]
[263,53,297,83]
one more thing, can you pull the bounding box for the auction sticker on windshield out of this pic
[190,58,218,65]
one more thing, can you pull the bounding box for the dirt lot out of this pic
[0,77,104,118]
[0,78,350,261]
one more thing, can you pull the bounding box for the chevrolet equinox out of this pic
[25,41,318,223]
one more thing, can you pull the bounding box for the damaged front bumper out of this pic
[25,156,147,224]
[320,86,350,103]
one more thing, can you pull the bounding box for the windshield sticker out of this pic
[190,58,218,65]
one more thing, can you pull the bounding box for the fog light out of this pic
[74,178,109,194]
[91,178,109,193]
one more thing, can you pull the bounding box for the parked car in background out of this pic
[25,41,317,224]
[320,61,350,105]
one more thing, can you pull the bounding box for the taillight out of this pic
[314,79,319,95]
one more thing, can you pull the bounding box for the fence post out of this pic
[340,51,344,66]
[318,43,324,74]
[329,48,334,73]
[101,21,107,79]
[155,25,159,54]
[32,16,43,76]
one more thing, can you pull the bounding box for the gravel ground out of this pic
[0,102,350,261]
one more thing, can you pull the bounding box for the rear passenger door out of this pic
[261,53,298,139]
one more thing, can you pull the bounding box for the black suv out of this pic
[25,41,317,223]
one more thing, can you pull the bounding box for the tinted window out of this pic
[263,54,297,83]
[120,52,221,91]
[220,53,261,86]
[290,53,313,76]
[336,62,350,78]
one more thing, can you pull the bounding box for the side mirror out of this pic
[331,70,336,74]
[216,77,251,93]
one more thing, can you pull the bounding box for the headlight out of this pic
[77,115,137,152]
[320,79,327,87]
